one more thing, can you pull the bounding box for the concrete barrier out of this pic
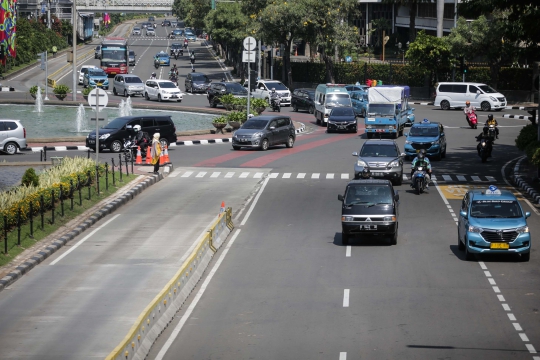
[105,207,235,360]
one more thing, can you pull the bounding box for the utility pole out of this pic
[47,0,51,29]
[258,39,261,80]
[436,0,444,37]
[72,1,77,101]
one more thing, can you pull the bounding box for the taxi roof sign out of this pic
[422,119,430,123]
[485,185,502,195]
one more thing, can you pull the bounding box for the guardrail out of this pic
[46,49,95,88]
[105,207,234,360]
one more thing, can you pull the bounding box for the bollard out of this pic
[111,158,116,186]
[60,185,64,217]
[125,155,130,176]
[17,207,21,246]
[87,149,91,159]
[50,189,55,225]
[3,216,7,254]
[69,180,74,211]
[43,147,47,161]
[77,175,82,206]
[87,170,92,200]
[40,149,43,162]
[105,163,109,191]
[118,154,123,182]
[40,194,45,230]
[130,154,134,174]
[29,201,34,238]
[96,165,100,195]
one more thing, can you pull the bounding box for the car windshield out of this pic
[326,94,351,108]
[185,30,194,35]
[125,77,142,84]
[133,27,140,31]
[331,108,355,116]
[368,104,395,116]
[242,119,268,129]
[470,200,522,218]
[478,85,498,94]
[103,118,128,129]
[409,126,439,137]
[192,75,209,82]
[345,185,393,205]
[159,82,177,88]
[88,69,106,76]
[226,83,247,94]
[129,51,135,56]
[158,54,168,58]
[264,82,288,91]
[360,145,398,157]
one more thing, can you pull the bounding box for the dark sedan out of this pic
[291,88,316,114]
[207,82,248,107]
[327,107,357,133]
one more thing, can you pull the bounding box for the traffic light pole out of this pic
[44,51,49,100]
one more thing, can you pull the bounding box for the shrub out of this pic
[525,141,540,163]
[29,86,44,96]
[515,124,538,151]
[21,168,39,187]
[82,87,93,96]
[220,94,235,105]
[227,111,250,123]
[250,98,268,114]
[53,84,70,95]
[212,116,228,124]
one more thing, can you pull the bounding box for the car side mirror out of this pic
[460,210,468,218]
[400,153,406,157]
[126,125,132,129]
[411,108,415,111]
[352,152,358,156]
[525,212,531,218]
[269,126,276,130]
[338,194,344,201]
[476,90,481,95]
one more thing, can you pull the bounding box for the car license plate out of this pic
[376,129,385,132]
[372,172,384,177]
[171,95,178,98]
[89,140,95,144]
[97,84,102,87]
[490,243,509,249]
[360,225,377,230]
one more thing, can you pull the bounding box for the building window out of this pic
[417,3,455,19]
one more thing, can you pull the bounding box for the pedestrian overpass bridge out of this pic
[75,0,173,12]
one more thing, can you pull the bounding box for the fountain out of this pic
[75,104,89,133]
[118,99,126,117]
[125,96,133,116]
[34,86,43,113]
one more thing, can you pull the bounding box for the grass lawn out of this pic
[0,173,138,267]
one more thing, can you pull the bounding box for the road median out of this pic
[47,49,95,88]
[106,207,235,360]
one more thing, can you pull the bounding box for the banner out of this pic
[103,13,110,28]
[0,0,17,63]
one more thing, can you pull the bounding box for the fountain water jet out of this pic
[118,99,126,117]
[125,96,133,116]
[34,86,43,113]
[75,104,88,133]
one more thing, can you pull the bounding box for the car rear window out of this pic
[360,144,398,157]
[0,121,17,130]
[125,77,142,84]
[470,200,522,218]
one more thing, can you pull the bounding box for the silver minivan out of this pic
[113,74,145,97]
[0,119,27,155]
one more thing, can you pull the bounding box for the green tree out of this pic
[175,0,211,30]
[406,30,451,86]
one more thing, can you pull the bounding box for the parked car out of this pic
[113,74,145,97]
[327,107,357,133]
[458,185,531,261]
[78,65,98,85]
[207,82,248,108]
[185,72,211,93]
[232,115,295,151]
[132,27,141,35]
[146,27,156,36]
[403,119,447,160]
[145,79,183,102]
[434,82,507,112]
[128,50,136,66]
[352,139,405,185]
[85,115,177,152]
[291,88,315,113]
[338,179,399,245]
[0,119,27,155]
[83,68,109,90]
[94,45,101,59]
[154,52,170,66]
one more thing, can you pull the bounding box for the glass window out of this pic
[438,84,452,93]
[277,119,287,127]
[470,200,522,218]
[360,144,398,157]
[141,119,155,128]
[156,119,170,126]
[125,77,142,84]
[293,89,301,96]
[264,82,288,90]
[331,107,355,116]
[452,85,467,93]
[469,85,479,93]
[269,120,278,128]
[478,85,498,94]
[325,94,351,108]
[367,103,395,116]
[0,122,5,131]
[242,119,268,129]
[3,121,17,130]
[159,82,177,88]
[104,118,130,129]
[345,185,393,205]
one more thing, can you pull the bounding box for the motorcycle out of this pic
[411,165,428,194]
[174,50,180,60]
[466,110,478,129]
[183,42,188,49]
[154,59,159,69]
[477,124,496,162]
[270,96,281,112]
[123,137,147,162]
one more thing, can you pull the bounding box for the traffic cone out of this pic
[145,146,152,165]
[135,146,143,165]
[159,149,165,165]
[163,145,170,164]
[220,201,225,213]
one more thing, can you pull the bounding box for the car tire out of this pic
[440,100,450,110]
[520,252,530,262]
[124,90,128,97]
[292,104,298,112]
[327,128,332,134]
[160,138,169,150]
[481,101,491,112]
[145,92,150,100]
[113,87,117,95]
[308,106,315,114]
[286,136,294,148]
[232,145,241,150]
[458,235,465,251]
[465,239,475,261]
[158,94,162,102]
[260,138,269,151]
[442,147,446,158]
[4,142,18,155]
[342,232,349,245]
[393,173,403,186]
[110,140,122,153]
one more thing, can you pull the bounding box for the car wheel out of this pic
[158,94,162,102]
[124,90,128,97]
[232,145,241,150]
[464,239,475,261]
[286,136,294,148]
[160,138,169,150]
[390,225,398,245]
[458,235,465,251]
[145,92,150,100]
[440,100,450,110]
[308,106,315,114]
[110,140,122,153]
[342,232,349,245]
[4,142,18,155]
[113,87,117,95]
[362,109,366,118]
[520,252,530,262]
[442,147,446,158]
[260,138,269,151]
[292,104,298,112]
[481,101,491,111]
[210,98,217,108]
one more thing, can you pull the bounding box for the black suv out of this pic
[291,88,316,114]
[162,20,171,26]
[338,179,399,245]
[86,115,177,152]
[185,72,212,93]
[170,43,183,56]
[207,82,248,108]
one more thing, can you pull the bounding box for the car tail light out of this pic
[23,127,26,138]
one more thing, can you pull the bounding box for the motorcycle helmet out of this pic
[248,114,254,119]
[465,101,470,106]
[151,72,156,77]
[360,168,371,179]
[271,88,276,93]
[417,149,426,160]
[133,125,141,132]
[488,114,493,121]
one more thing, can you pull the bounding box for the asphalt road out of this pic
[0,18,539,360]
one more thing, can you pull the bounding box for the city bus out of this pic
[100,37,129,75]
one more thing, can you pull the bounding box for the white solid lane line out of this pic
[345,246,351,257]
[155,229,242,360]
[50,214,120,265]
[343,289,350,308]
[240,177,270,226]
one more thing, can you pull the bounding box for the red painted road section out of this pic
[240,132,361,168]
[193,151,252,167]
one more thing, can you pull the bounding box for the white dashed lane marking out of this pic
[343,289,349,308]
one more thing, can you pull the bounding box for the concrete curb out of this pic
[502,114,538,120]
[411,102,434,105]
[0,165,173,293]
[512,156,540,204]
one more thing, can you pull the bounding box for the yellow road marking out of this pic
[439,184,524,200]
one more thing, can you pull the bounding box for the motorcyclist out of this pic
[132,125,150,154]
[476,126,494,157]
[359,167,372,179]
[171,63,178,75]
[476,114,499,140]
[190,51,195,65]
[410,149,431,189]
[463,101,476,122]
[270,88,280,107]
[184,39,189,48]
[150,72,157,80]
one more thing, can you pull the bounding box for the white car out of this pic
[244,79,292,106]
[79,65,98,85]
[132,27,141,35]
[146,27,156,36]
[144,79,183,102]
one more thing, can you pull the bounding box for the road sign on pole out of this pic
[243,36,256,51]
[242,50,256,63]
[243,36,257,122]
[88,88,109,166]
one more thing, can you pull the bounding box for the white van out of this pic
[314,84,352,126]
[434,82,506,111]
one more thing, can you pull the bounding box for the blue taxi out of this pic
[458,186,531,262]
[350,89,368,117]
[155,52,171,66]
[404,119,446,160]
